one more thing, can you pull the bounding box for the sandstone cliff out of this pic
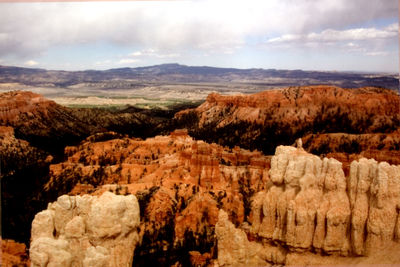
[44,130,269,265]
[0,90,160,154]
[30,191,140,267]
[216,145,400,266]
[2,88,400,266]
[174,86,400,155]
[302,132,400,171]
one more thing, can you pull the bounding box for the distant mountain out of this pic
[0,63,398,90]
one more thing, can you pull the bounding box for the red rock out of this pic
[1,238,30,267]
[45,130,270,262]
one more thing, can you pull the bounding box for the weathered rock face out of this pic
[0,90,102,153]
[29,191,140,267]
[45,131,269,264]
[216,146,400,266]
[0,91,56,124]
[3,88,399,265]
[302,132,400,170]
[185,86,399,128]
[216,210,286,266]
[0,90,162,154]
[174,86,400,154]
[349,158,400,255]
[252,146,351,255]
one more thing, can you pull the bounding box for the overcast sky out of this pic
[0,0,398,72]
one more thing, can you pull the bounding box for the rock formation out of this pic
[216,145,400,266]
[0,90,160,154]
[2,88,400,265]
[44,130,269,264]
[302,131,400,170]
[174,86,400,154]
[29,191,140,267]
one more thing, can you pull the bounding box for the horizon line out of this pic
[1,63,397,75]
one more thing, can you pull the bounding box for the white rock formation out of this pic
[30,191,140,267]
[217,146,400,266]
[349,158,400,255]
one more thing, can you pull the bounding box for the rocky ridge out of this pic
[30,191,140,267]
[174,85,400,155]
[216,145,400,266]
[302,131,400,170]
[0,90,160,154]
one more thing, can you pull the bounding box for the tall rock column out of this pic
[256,146,351,254]
[349,159,400,255]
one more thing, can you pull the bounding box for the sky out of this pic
[0,0,398,73]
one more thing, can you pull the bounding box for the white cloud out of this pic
[0,0,396,59]
[365,51,389,56]
[129,48,180,58]
[24,60,38,66]
[130,51,143,57]
[265,23,397,58]
[267,23,397,44]
[118,58,140,65]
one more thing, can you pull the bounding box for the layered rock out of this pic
[182,86,399,128]
[29,191,140,267]
[174,86,400,155]
[349,158,400,255]
[216,146,400,265]
[45,130,269,264]
[252,146,351,255]
[0,91,56,124]
[216,210,286,266]
[302,132,400,169]
[0,90,160,154]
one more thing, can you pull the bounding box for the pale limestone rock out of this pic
[365,162,400,253]
[349,158,400,255]
[348,158,376,255]
[217,146,400,265]
[82,246,110,267]
[257,146,351,254]
[215,210,274,266]
[30,191,140,267]
[64,216,85,238]
[30,237,72,267]
[31,210,55,240]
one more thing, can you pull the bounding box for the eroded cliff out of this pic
[2,88,400,266]
[216,145,400,266]
[174,86,400,155]
[44,130,269,265]
[0,90,163,154]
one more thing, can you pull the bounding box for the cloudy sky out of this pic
[0,0,398,72]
